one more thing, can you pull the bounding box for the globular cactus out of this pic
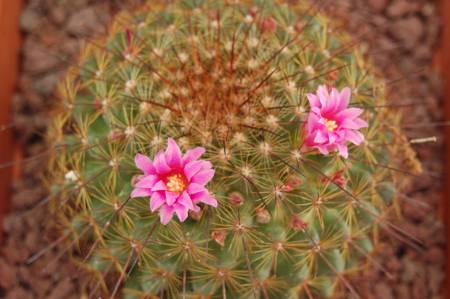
[46,0,422,298]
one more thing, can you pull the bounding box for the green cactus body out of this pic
[47,0,421,298]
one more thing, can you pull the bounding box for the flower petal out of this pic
[165,191,179,206]
[184,161,203,181]
[196,194,218,207]
[313,130,328,144]
[328,132,336,144]
[131,188,151,198]
[353,118,368,128]
[187,183,206,195]
[183,147,205,164]
[306,113,321,133]
[184,160,212,181]
[306,93,320,108]
[191,169,215,185]
[324,88,339,113]
[340,119,361,130]
[153,151,171,174]
[311,106,321,115]
[336,108,363,120]
[179,191,194,210]
[151,180,167,192]
[316,85,330,107]
[337,87,351,110]
[159,205,174,225]
[150,192,165,211]
[165,138,183,169]
[135,154,155,175]
[134,175,158,188]
[336,143,349,158]
[192,204,201,212]
[346,130,364,145]
[316,145,329,155]
[174,203,189,222]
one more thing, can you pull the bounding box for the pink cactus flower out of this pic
[131,138,217,225]
[304,85,368,158]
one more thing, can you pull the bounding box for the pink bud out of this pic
[108,129,124,141]
[94,98,103,111]
[331,170,347,187]
[291,215,308,231]
[282,176,303,192]
[211,230,226,247]
[322,170,347,187]
[126,28,133,48]
[255,207,271,224]
[229,192,244,206]
[295,21,304,33]
[249,6,258,17]
[261,17,277,33]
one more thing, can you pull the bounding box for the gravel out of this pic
[332,0,445,298]
[368,0,390,13]
[1,0,445,298]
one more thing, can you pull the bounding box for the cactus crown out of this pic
[47,0,421,298]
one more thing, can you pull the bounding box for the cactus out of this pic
[46,0,421,298]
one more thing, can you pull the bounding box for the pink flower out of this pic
[304,85,368,158]
[131,138,217,225]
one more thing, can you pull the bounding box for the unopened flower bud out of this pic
[291,215,308,231]
[229,192,244,206]
[108,129,123,141]
[211,230,226,247]
[249,6,258,17]
[261,17,277,33]
[331,170,347,187]
[282,176,303,192]
[255,207,271,224]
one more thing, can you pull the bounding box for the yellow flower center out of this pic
[324,119,338,132]
[166,174,187,193]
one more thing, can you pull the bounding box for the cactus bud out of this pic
[291,215,308,231]
[211,230,227,247]
[229,192,244,206]
[255,207,271,224]
[261,16,277,33]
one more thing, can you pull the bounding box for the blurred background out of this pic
[0,0,448,298]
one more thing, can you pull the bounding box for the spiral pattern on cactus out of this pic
[46,0,422,298]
